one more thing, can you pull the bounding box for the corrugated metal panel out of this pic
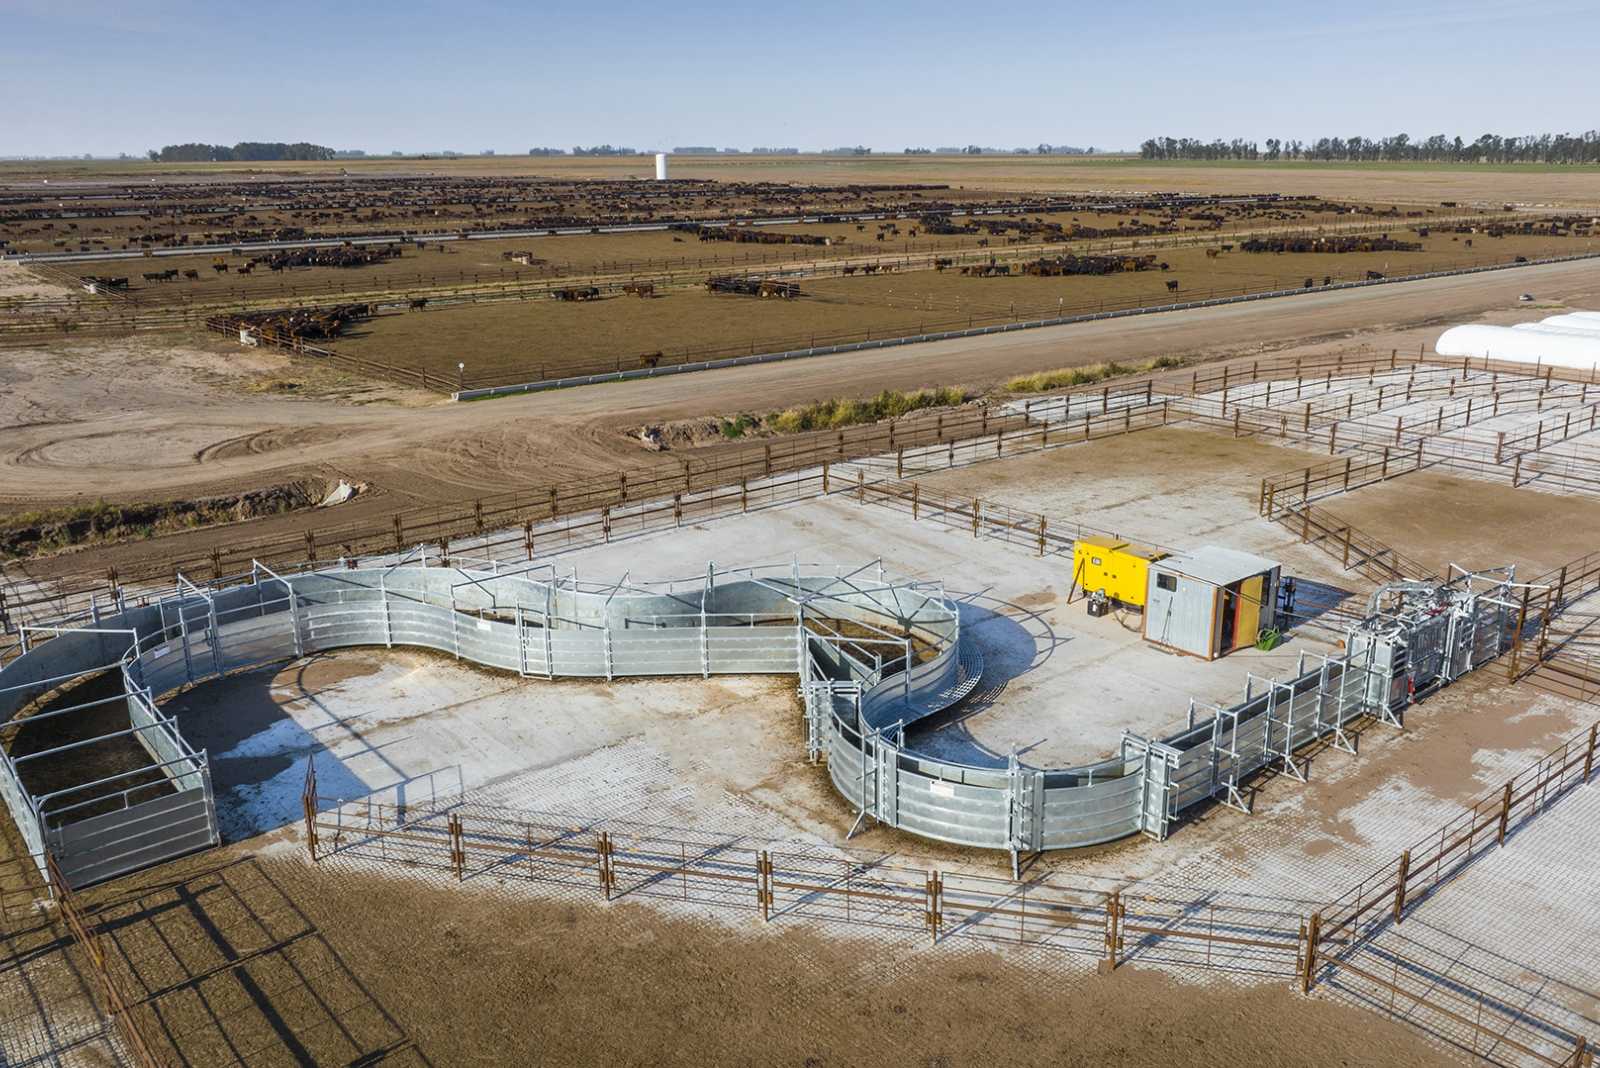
[48,786,215,888]
[1144,569,1215,657]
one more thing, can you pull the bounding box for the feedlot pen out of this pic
[3,353,1600,1068]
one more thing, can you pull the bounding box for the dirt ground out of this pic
[902,425,1600,580]
[1330,469,1600,576]
[38,205,1372,306]
[330,231,1592,384]
[37,845,1457,1068]
[3,670,171,822]
[7,154,1600,208]
[4,256,1599,584]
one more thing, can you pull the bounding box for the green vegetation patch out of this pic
[1004,355,1184,393]
[767,387,967,435]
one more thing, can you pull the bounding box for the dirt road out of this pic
[2,256,1597,576]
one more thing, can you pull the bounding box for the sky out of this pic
[5,0,1599,157]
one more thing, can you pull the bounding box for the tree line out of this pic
[147,142,337,162]
[1139,132,1600,164]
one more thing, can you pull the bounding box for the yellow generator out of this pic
[1071,537,1168,611]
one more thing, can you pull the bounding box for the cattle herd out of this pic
[219,302,376,342]
[706,276,801,298]
[669,223,832,247]
[1,177,1383,256]
[1238,234,1423,254]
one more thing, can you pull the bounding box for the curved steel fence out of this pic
[0,550,1519,888]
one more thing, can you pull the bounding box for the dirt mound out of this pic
[0,478,362,560]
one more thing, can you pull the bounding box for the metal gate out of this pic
[1123,734,1181,840]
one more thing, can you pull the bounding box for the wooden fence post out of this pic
[925,870,943,944]
[1301,911,1322,994]
[302,758,319,862]
[758,851,773,921]
[1100,891,1121,973]
[1496,781,1514,845]
[450,814,465,881]
[1393,850,1410,924]
[597,830,615,900]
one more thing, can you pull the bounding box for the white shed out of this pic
[1143,546,1281,660]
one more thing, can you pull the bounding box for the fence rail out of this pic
[1,347,1518,633]
[1313,719,1600,954]
[44,853,169,1068]
[303,777,1306,976]
[450,250,1600,398]
[304,768,1597,1068]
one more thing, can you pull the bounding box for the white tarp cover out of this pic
[1537,312,1600,330]
[1511,323,1600,338]
[1436,318,1600,372]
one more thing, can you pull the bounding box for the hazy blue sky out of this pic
[6,0,1598,156]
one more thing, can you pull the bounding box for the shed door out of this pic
[1232,575,1264,652]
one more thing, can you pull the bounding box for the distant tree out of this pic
[1139,131,1600,164]
[149,141,337,162]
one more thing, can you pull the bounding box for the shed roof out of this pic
[1154,545,1278,587]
